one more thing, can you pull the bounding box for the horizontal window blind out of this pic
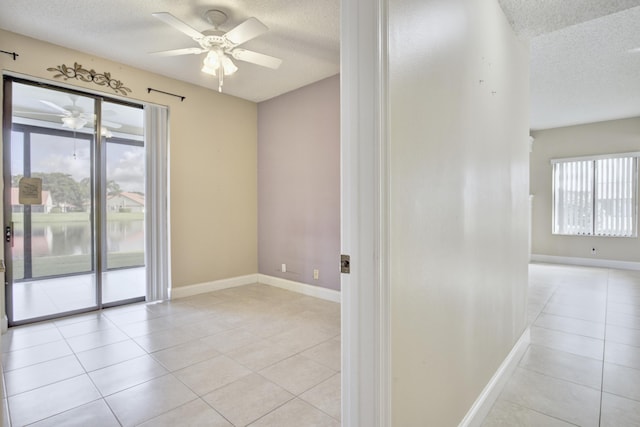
[552,155,638,237]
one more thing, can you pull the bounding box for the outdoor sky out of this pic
[11,83,145,194]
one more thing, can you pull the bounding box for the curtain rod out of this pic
[0,50,19,60]
[147,88,185,102]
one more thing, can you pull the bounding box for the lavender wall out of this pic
[258,75,340,291]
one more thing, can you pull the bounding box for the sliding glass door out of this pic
[4,78,146,325]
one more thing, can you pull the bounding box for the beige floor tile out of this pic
[260,354,336,395]
[2,398,10,427]
[226,339,297,371]
[600,392,640,427]
[75,339,147,372]
[133,326,202,353]
[28,399,120,427]
[481,399,580,427]
[8,375,101,426]
[530,326,604,360]
[151,338,220,371]
[201,328,262,354]
[500,368,600,427]
[174,355,252,396]
[203,373,294,426]
[89,354,168,396]
[4,354,85,396]
[301,338,341,371]
[248,398,340,427]
[65,328,129,353]
[603,362,640,401]
[2,340,72,371]
[116,317,174,338]
[105,374,197,426]
[518,345,602,389]
[268,325,336,354]
[606,324,640,348]
[534,313,605,339]
[300,373,341,420]
[1,327,63,353]
[607,311,640,330]
[543,302,606,323]
[138,398,232,427]
[605,341,640,370]
[56,317,116,339]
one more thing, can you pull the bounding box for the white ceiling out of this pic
[1,1,639,130]
[0,0,340,103]
[499,0,640,130]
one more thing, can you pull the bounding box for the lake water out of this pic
[11,219,144,279]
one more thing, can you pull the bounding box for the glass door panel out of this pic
[102,101,145,304]
[7,82,97,323]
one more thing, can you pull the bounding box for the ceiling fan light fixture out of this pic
[61,116,88,130]
[221,56,238,75]
[201,63,218,76]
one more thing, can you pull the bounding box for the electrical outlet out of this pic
[281,263,287,273]
[591,247,597,255]
[313,269,319,280]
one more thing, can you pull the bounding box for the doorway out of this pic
[3,78,146,325]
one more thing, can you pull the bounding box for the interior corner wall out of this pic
[0,29,258,293]
[257,75,340,290]
[530,117,640,262]
[388,0,529,424]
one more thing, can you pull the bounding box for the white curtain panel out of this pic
[144,105,170,301]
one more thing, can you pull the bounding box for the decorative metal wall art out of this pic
[47,62,132,96]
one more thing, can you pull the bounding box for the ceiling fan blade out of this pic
[102,120,122,129]
[224,17,268,46]
[149,47,206,57]
[232,49,282,69]
[152,12,205,40]
[14,111,62,117]
[40,100,70,115]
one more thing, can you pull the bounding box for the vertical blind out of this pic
[552,154,638,237]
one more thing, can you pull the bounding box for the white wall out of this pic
[531,117,640,264]
[388,0,529,424]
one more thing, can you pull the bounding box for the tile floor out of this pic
[0,283,341,426]
[482,263,640,427]
[10,268,146,322]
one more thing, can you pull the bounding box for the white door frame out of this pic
[340,0,390,425]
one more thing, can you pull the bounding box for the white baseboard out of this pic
[169,273,341,303]
[458,328,530,427]
[170,274,259,299]
[531,254,640,271]
[258,274,341,303]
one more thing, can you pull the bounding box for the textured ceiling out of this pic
[1,1,639,130]
[0,0,340,103]
[499,0,640,130]
[498,0,640,38]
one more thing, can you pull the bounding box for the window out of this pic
[552,153,638,237]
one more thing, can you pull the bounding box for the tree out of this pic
[106,180,122,196]
[33,172,85,211]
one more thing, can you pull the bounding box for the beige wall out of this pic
[0,29,258,297]
[531,117,640,262]
[388,0,529,424]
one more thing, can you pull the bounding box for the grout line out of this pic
[598,269,610,427]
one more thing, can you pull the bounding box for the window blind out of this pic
[552,154,638,237]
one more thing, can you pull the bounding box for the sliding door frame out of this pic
[3,76,145,326]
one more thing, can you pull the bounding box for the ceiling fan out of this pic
[15,95,122,137]
[150,9,283,92]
